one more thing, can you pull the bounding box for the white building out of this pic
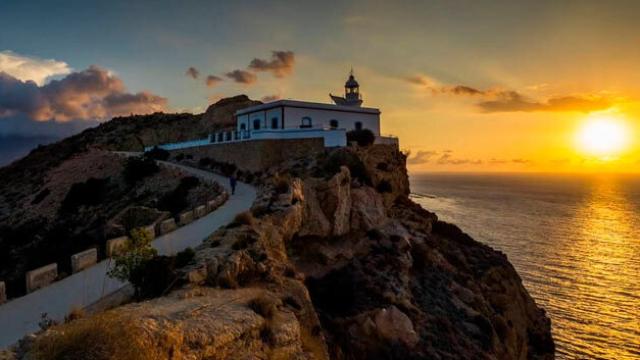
[146,71,397,152]
[235,71,381,137]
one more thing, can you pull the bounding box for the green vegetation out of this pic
[157,176,200,214]
[347,129,375,146]
[123,156,159,184]
[144,146,170,161]
[107,228,157,297]
[321,150,371,185]
[60,177,110,212]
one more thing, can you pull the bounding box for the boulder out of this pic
[372,306,419,347]
[25,263,57,293]
[71,248,98,273]
[106,236,129,257]
[178,210,194,226]
[158,218,177,234]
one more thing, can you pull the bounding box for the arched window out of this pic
[271,117,279,129]
[329,119,339,129]
[355,121,363,130]
[300,116,312,128]
[253,119,261,130]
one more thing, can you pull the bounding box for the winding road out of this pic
[0,159,256,348]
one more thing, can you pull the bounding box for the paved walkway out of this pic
[0,159,256,348]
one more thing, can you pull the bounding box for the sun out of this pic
[576,115,631,160]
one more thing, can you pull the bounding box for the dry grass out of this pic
[247,294,278,319]
[28,312,161,360]
[230,211,255,228]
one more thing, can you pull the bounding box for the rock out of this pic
[25,263,57,293]
[0,281,6,304]
[70,248,98,273]
[350,187,386,232]
[194,205,207,218]
[158,218,177,234]
[373,306,419,347]
[106,236,129,257]
[178,210,194,226]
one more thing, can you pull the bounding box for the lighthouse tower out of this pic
[330,69,364,107]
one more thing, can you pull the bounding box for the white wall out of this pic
[283,107,380,135]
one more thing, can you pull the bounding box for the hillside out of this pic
[8,144,554,359]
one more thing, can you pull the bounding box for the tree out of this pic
[107,227,157,296]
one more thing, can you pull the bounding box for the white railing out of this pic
[145,128,347,152]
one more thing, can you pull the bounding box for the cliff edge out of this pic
[10,145,554,359]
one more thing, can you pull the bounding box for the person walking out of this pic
[229,173,237,195]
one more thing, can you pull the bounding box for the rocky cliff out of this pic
[13,144,554,360]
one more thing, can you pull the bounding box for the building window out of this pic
[355,121,363,130]
[217,133,223,142]
[253,119,261,130]
[300,116,312,128]
[225,132,231,141]
[240,123,246,131]
[271,117,279,129]
[330,119,339,129]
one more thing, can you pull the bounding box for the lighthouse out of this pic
[330,69,364,107]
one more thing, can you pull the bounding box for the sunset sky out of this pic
[1,0,639,172]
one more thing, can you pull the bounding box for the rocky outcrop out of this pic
[201,95,261,129]
[14,144,554,360]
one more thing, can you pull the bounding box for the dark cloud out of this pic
[477,92,612,113]
[437,151,483,165]
[248,51,295,78]
[407,150,438,165]
[225,69,257,84]
[261,95,281,103]
[0,66,167,122]
[406,73,614,113]
[205,75,223,87]
[185,67,199,79]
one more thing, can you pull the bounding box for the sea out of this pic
[409,172,639,360]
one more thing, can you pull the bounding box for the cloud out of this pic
[0,65,167,122]
[406,73,614,113]
[477,92,612,113]
[0,50,71,86]
[437,151,483,165]
[248,51,295,78]
[185,66,199,79]
[261,95,281,103]
[225,69,257,84]
[205,75,222,87]
[407,150,438,165]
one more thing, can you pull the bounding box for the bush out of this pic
[175,153,185,161]
[60,177,109,212]
[274,176,290,194]
[248,294,277,319]
[107,228,158,297]
[175,247,195,267]
[144,146,169,161]
[376,162,389,171]
[28,312,159,360]
[376,180,393,193]
[123,157,159,184]
[157,176,200,214]
[347,129,375,146]
[322,150,371,185]
[229,211,255,228]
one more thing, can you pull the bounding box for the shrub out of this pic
[144,146,169,161]
[123,157,159,184]
[28,312,159,360]
[175,247,195,267]
[274,176,290,194]
[157,176,200,214]
[376,180,393,193]
[107,228,158,297]
[231,234,257,250]
[248,294,277,319]
[229,211,255,228]
[376,162,389,171]
[323,150,371,185]
[347,129,375,146]
[60,177,109,212]
[175,153,185,161]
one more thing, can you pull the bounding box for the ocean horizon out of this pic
[410,171,640,360]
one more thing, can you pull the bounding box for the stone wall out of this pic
[169,138,324,172]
